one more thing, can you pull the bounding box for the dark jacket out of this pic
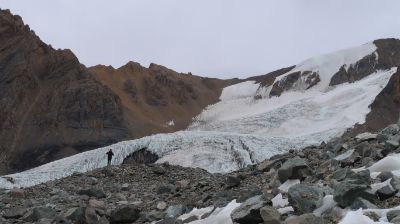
[106,150,114,159]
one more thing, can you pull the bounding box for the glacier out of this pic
[0,42,397,189]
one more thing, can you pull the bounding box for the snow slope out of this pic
[0,42,396,189]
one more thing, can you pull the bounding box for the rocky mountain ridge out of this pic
[0,9,235,175]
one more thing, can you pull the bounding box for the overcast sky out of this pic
[1,0,400,78]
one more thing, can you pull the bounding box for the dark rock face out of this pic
[122,148,159,164]
[330,53,378,86]
[269,71,320,97]
[0,9,127,174]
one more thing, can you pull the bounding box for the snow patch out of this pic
[166,120,175,126]
[313,195,337,217]
[272,193,289,208]
[186,200,241,224]
[278,179,300,193]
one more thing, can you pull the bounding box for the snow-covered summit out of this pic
[0,42,397,189]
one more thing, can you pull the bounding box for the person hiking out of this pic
[106,149,114,166]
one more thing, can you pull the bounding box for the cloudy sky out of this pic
[1,0,400,78]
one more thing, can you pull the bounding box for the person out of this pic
[106,149,114,166]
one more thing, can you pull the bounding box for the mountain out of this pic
[1,9,400,180]
[2,36,400,189]
[2,8,400,224]
[0,9,234,175]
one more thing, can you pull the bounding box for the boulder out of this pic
[9,188,25,198]
[376,171,393,182]
[110,205,140,224]
[380,124,400,137]
[355,133,377,142]
[152,165,167,175]
[88,199,105,210]
[165,204,187,218]
[84,207,102,224]
[377,185,398,200]
[288,184,324,214]
[231,195,267,224]
[77,188,106,199]
[2,207,27,219]
[278,157,311,182]
[226,176,241,188]
[350,197,378,210]
[260,206,281,224]
[331,167,355,181]
[157,184,176,194]
[157,201,168,210]
[65,207,88,224]
[24,207,57,222]
[391,176,400,191]
[333,181,370,207]
[284,213,326,224]
[333,170,373,207]
[387,210,400,222]
[121,183,129,191]
[141,210,166,222]
[175,180,190,189]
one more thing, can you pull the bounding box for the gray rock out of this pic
[84,207,102,224]
[8,188,25,198]
[278,157,311,182]
[331,167,355,181]
[355,133,377,142]
[364,211,380,222]
[152,166,167,175]
[141,210,166,222]
[237,189,263,203]
[226,176,241,188]
[377,185,398,200]
[53,216,73,224]
[121,183,129,191]
[333,175,371,207]
[333,181,369,207]
[24,207,57,222]
[381,124,400,137]
[157,201,168,210]
[350,197,378,210]
[288,184,324,214]
[260,206,281,224]
[387,210,400,222]
[77,188,106,198]
[65,207,86,224]
[157,218,183,224]
[391,176,400,191]
[110,205,140,224]
[2,207,27,219]
[284,213,326,224]
[391,216,400,223]
[231,195,267,224]
[165,204,187,218]
[157,184,176,194]
[182,215,198,223]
